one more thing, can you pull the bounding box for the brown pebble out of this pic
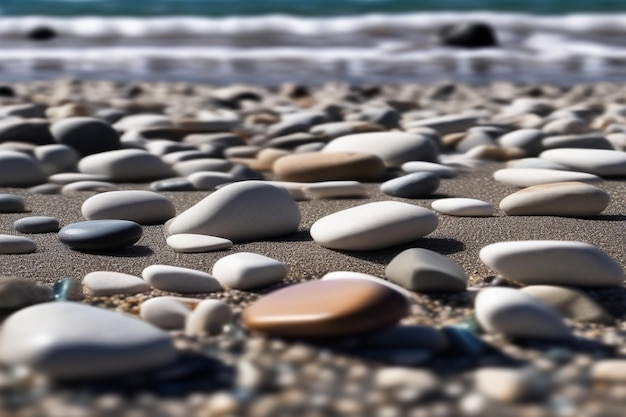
[273,152,385,182]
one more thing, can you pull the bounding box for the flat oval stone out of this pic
[243,279,409,338]
[0,194,25,212]
[385,248,467,292]
[83,271,150,297]
[302,181,368,199]
[27,183,63,195]
[380,172,440,198]
[0,151,47,187]
[540,148,626,177]
[61,181,117,194]
[431,198,494,217]
[172,158,233,177]
[506,157,572,170]
[48,172,112,184]
[310,201,438,251]
[166,181,301,242]
[185,299,233,336]
[479,240,624,287]
[142,264,222,293]
[13,216,59,233]
[0,276,52,309]
[211,252,288,290]
[401,161,458,178]
[58,220,142,252]
[0,235,37,254]
[323,132,438,167]
[34,144,80,175]
[493,168,602,187]
[499,181,609,217]
[78,149,174,182]
[166,234,233,253]
[140,297,193,330]
[51,117,120,156]
[0,302,178,379]
[187,172,236,191]
[475,287,571,341]
[81,190,176,225]
[149,177,195,192]
[273,152,385,182]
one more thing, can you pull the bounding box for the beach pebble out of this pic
[401,161,458,178]
[506,158,571,171]
[27,183,63,195]
[48,172,112,184]
[542,133,612,150]
[385,248,467,292]
[0,151,47,187]
[51,117,120,156]
[493,168,602,187]
[172,158,232,176]
[61,181,117,194]
[310,201,438,251]
[0,302,177,379]
[521,285,614,324]
[81,190,176,225]
[0,103,46,119]
[187,172,235,191]
[497,128,544,156]
[83,271,150,297]
[113,114,172,131]
[540,148,626,177]
[475,367,551,403]
[404,115,478,135]
[431,198,493,217]
[0,277,52,309]
[0,235,37,254]
[0,194,25,212]
[166,181,301,242]
[13,216,59,233]
[243,279,409,337]
[58,220,142,252]
[140,297,192,330]
[34,144,80,175]
[273,152,385,182]
[542,117,587,136]
[475,287,571,340]
[166,234,233,253]
[142,264,222,294]
[375,367,440,393]
[185,299,233,336]
[591,360,626,383]
[380,172,440,198]
[212,252,288,290]
[149,177,195,192]
[323,132,438,167]
[321,271,412,299]
[479,240,624,287]
[78,149,174,182]
[302,181,368,199]
[499,181,610,217]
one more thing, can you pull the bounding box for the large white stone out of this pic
[212,252,288,290]
[479,240,624,287]
[81,190,176,225]
[431,198,493,217]
[166,181,301,242]
[493,168,602,187]
[78,149,174,182]
[0,302,177,379]
[310,201,438,251]
[323,132,438,167]
[475,288,571,340]
[142,264,222,294]
[83,271,150,296]
[540,148,626,177]
[166,234,233,253]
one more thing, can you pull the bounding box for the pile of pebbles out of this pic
[0,79,624,416]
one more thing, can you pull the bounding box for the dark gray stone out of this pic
[58,220,142,252]
[385,248,467,292]
[149,177,195,192]
[0,194,25,213]
[51,117,121,156]
[14,216,59,234]
[380,172,440,198]
[437,22,498,48]
[0,119,54,145]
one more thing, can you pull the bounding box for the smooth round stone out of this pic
[431,198,493,217]
[83,271,150,297]
[0,151,47,187]
[321,271,412,299]
[302,181,368,199]
[479,240,624,287]
[310,201,438,251]
[187,172,235,191]
[493,168,603,187]
[61,181,117,194]
[140,297,193,330]
[385,248,467,292]
[400,161,458,178]
[166,234,233,253]
[0,277,52,309]
[323,132,438,167]
[27,183,62,195]
[113,114,172,131]
[212,252,288,290]
[48,172,112,184]
[166,181,301,242]
[404,115,478,135]
[475,367,551,403]
[0,302,177,379]
[540,148,626,177]
[34,144,80,176]
[0,235,36,254]
[374,367,440,393]
[475,287,572,340]
[542,133,612,150]
[13,216,59,234]
[0,194,25,213]
[78,149,174,182]
[172,159,233,177]
[185,299,233,336]
[506,157,573,171]
[51,117,120,156]
[58,220,142,252]
[380,172,440,198]
[542,116,587,136]
[243,279,409,338]
[521,285,614,324]
[497,128,544,156]
[0,118,53,146]
[142,264,222,294]
[149,177,195,192]
[161,150,219,164]
[81,190,176,225]
[273,152,385,182]
[499,182,610,217]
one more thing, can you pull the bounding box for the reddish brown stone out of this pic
[273,152,385,182]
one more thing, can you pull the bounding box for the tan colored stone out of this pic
[273,152,385,182]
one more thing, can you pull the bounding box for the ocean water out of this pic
[0,0,625,84]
